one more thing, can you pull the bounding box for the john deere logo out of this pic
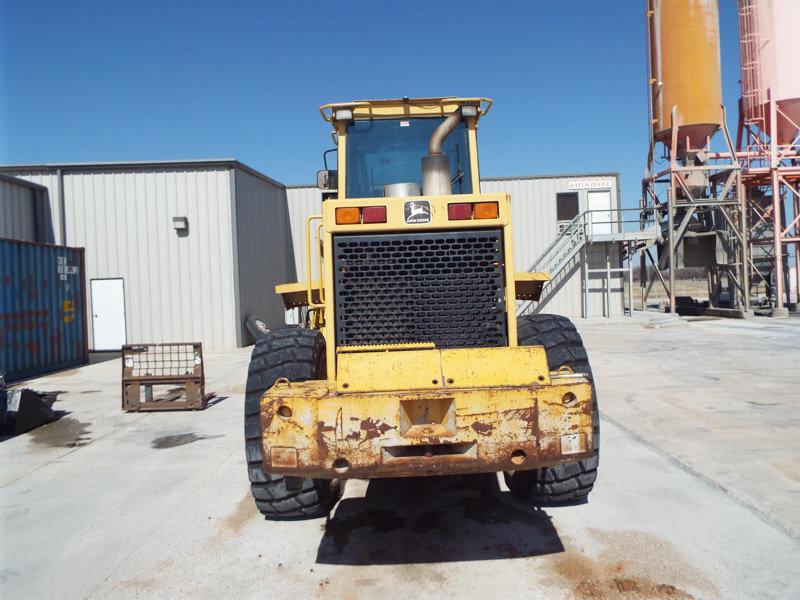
[404,200,431,224]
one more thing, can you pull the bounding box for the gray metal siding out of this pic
[287,174,624,318]
[64,168,239,348]
[0,178,37,241]
[234,168,296,345]
[4,172,62,244]
[286,185,325,282]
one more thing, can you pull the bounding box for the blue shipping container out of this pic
[0,238,88,381]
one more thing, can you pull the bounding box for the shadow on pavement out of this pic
[89,351,121,365]
[316,473,564,565]
[205,394,229,409]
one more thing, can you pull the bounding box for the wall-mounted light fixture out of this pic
[172,216,189,233]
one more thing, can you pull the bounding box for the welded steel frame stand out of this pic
[736,0,800,316]
[641,106,750,315]
[734,92,800,316]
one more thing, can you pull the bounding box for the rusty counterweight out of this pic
[260,374,593,479]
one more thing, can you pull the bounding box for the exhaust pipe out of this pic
[422,108,462,196]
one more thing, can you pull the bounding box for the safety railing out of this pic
[518,208,659,315]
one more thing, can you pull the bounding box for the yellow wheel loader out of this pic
[244,97,598,518]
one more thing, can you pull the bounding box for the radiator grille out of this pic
[333,229,507,348]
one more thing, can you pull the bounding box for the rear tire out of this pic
[244,327,334,519]
[505,314,599,505]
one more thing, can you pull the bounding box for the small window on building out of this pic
[556,192,579,222]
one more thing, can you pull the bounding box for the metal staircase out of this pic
[517,209,660,316]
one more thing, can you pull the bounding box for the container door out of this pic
[587,190,613,236]
[91,278,126,350]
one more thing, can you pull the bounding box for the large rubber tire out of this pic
[244,327,334,519]
[505,314,599,505]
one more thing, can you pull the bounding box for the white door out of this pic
[91,279,126,350]
[587,190,613,236]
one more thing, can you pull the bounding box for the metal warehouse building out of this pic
[286,173,625,319]
[2,162,626,352]
[1,160,295,349]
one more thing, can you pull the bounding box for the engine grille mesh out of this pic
[333,229,507,348]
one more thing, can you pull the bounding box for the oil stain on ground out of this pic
[544,529,717,600]
[29,417,92,448]
[150,432,222,449]
[218,492,261,535]
[202,492,261,551]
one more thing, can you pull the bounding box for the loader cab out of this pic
[344,117,473,198]
[317,97,491,201]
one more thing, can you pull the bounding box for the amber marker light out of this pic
[474,202,499,219]
[335,207,361,224]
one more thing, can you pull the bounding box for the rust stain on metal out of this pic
[262,403,276,431]
[501,406,539,435]
[360,418,395,440]
[317,421,335,433]
[471,421,494,436]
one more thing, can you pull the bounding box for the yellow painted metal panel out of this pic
[322,222,336,390]
[336,346,551,393]
[275,280,321,309]
[515,272,550,301]
[649,0,722,148]
[467,118,482,193]
[336,349,443,393]
[439,346,550,388]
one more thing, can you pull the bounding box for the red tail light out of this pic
[362,206,387,223]
[447,203,472,220]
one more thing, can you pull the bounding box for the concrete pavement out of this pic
[1,314,799,599]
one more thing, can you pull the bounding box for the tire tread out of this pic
[507,314,600,505]
[244,327,332,519]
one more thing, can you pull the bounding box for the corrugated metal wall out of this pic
[286,185,325,282]
[5,171,61,244]
[63,167,239,348]
[0,239,88,380]
[0,176,38,242]
[233,169,297,344]
[286,174,624,318]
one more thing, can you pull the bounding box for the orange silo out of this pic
[647,0,724,153]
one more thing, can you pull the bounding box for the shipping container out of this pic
[0,238,88,381]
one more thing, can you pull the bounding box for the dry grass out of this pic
[623,278,709,304]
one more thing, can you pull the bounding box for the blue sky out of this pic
[1,1,742,209]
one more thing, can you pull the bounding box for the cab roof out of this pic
[319,97,493,123]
